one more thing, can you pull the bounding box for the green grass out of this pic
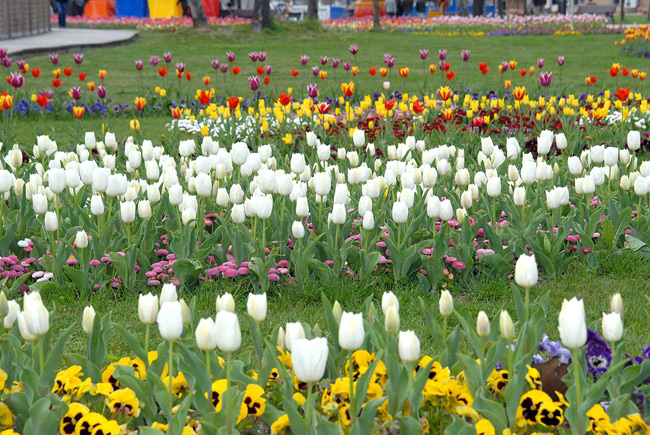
[612,13,650,24]
[10,25,644,147]
[49,251,650,363]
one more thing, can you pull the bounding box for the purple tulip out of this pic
[248,51,259,62]
[9,72,24,88]
[70,87,82,100]
[349,44,359,55]
[0,48,6,59]
[539,71,553,87]
[461,50,471,62]
[311,66,319,76]
[226,51,235,62]
[211,59,220,69]
[501,61,509,72]
[438,60,446,70]
[332,58,340,68]
[300,55,309,65]
[265,65,272,75]
[320,56,329,65]
[175,62,186,73]
[537,58,544,68]
[1,57,10,68]
[163,52,172,63]
[97,85,106,99]
[150,56,161,66]
[248,76,260,91]
[438,49,447,60]
[258,51,267,62]
[419,49,429,60]
[343,61,351,71]
[384,55,395,68]
[307,84,318,98]
[16,60,26,70]
[135,60,143,71]
[557,56,565,66]
[73,53,84,65]
[220,64,228,73]
[49,53,59,64]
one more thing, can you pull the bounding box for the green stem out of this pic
[305,381,313,433]
[144,324,151,360]
[348,351,356,426]
[525,287,530,322]
[167,340,174,435]
[226,352,233,435]
[572,348,583,434]
[442,317,448,345]
[39,338,45,375]
[206,350,211,380]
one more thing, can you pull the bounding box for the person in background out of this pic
[416,0,426,16]
[385,0,398,16]
[55,0,68,27]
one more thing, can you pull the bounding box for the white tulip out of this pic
[247,293,267,323]
[602,312,623,343]
[216,292,235,313]
[285,322,305,351]
[82,305,96,334]
[339,312,364,351]
[138,293,159,324]
[195,317,218,351]
[291,337,329,383]
[558,297,587,350]
[44,211,58,232]
[157,301,183,341]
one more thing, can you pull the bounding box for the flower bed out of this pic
[0,282,648,433]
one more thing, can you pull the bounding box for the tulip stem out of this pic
[39,338,45,375]
[226,351,233,435]
[442,317,448,345]
[571,348,584,434]
[524,287,530,322]
[348,351,356,427]
[305,381,313,433]
[205,350,211,380]
[144,324,151,361]
[168,340,174,435]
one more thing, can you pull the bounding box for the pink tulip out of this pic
[300,55,309,65]
[307,84,318,98]
[220,64,228,73]
[349,44,359,55]
[97,85,106,98]
[135,60,143,70]
[311,66,319,76]
[0,48,6,59]
[49,53,59,64]
[537,58,544,68]
[320,56,329,65]
[438,49,447,60]
[258,51,267,62]
[248,76,259,91]
[248,51,259,62]
[211,59,220,69]
[70,87,82,100]
[150,55,160,66]
[557,56,565,66]
[343,61,351,71]
[461,49,471,62]
[226,51,235,62]
[265,65,272,75]
[539,71,553,87]
[73,53,84,64]
[419,49,429,60]
[163,52,172,63]
[332,58,340,68]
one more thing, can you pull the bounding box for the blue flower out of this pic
[538,334,571,364]
[585,328,611,379]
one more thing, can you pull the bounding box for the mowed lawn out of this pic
[6,25,650,359]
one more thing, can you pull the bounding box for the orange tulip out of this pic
[509,60,517,70]
[437,86,451,101]
[341,81,355,97]
[446,71,455,80]
[198,90,211,105]
[319,71,328,79]
[98,70,107,79]
[63,67,72,77]
[369,68,376,76]
[277,92,292,106]
[429,64,437,74]
[78,72,87,81]
[505,80,512,90]
[351,66,359,76]
[135,97,147,110]
[228,96,240,110]
[32,68,41,78]
[291,69,299,77]
[441,108,453,121]
[87,81,96,91]
[36,93,52,108]
[171,107,182,119]
[412,100,425,114]
[513,86,526,101]
[398,67,409,78]
[52,79,61,88]
[159,66,167,77]
[379,68,388,77]
[73,106,85,119]
[53,69,61,79]
[263,76,270,85]
[232,67,242,75]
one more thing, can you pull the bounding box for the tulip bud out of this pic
[381,291,399,313]
[18,312,38,341]
[515,254,538,288]
[138,293,159,324]
[33,193,48,215]
[82,305,96,334]
[44,211,58,232]
[292,221,305,239]
[353,128,365,147]
[499,310,515,341]
[332,301,343,324]
[513,186,526,207]
[602,312,623,343]
[75,230,89,249]
[231,204,246,224]
[439,290,453,317]
[120,201,136,223]
[216,292,235,313]
[296,197,309,217]
[182,208,196,226]
[285,322,305,351]
[0,291,7,316]
[398,330,420,362]
[610,293,623,317]
[476,311,490,338]
[558,297,587,350]
[291,337,329,383]
[23,292,49,338]
[277,326,286,348]
[4,300,19,329]
[384,305,400,334]
[331,203,346,225]
[196,317,218,351]
[362,211,375,230]
[627,131,640,151]
[338,312,364,351]
[157,301,184,341]
[391,201,408,224]
[160,283,178,304]
[247,293,267,323]
[486,177,501,197]
[91,195,104,216]
[180,298,191,325]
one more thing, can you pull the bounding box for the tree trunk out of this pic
[308,0,319,19]
[619,0,624,22]
[188,0,208,27]
[472,0,484,15]
[373,0,381,29]
[252,0,270,31]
